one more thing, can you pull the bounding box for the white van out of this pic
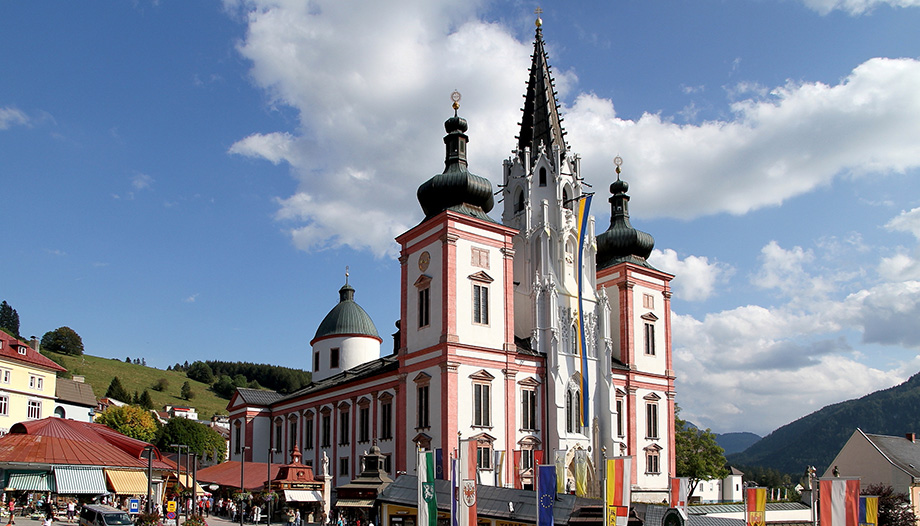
[78,505,134,526]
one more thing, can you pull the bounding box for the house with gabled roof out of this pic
[824,428,920,519]
[0,331,67,434]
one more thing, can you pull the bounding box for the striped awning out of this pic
[335,498,374,508]
[5,472,55,492]
[104,470,149,495]
[54,467,107,494]
[176,473,206,494]
[284,490,323,502]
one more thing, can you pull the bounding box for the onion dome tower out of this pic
[417,91,495,223]
[310,269,382,383]
[596,158,656,270]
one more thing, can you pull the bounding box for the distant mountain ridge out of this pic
[728,371,920,474]
[715,431,761,455]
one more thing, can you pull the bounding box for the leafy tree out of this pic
[180,381,194,400]
[152,378,169,392]
[0,301,20,339]
[40,326,84,356]
[156,417,226,463]
[211,375,236,399]
[676,407,728,497]
[97,404,157,442]
[126,356,132,363]
[105,376,131,402]
[139,389,155,410]
[863,484,918,526]
[186,361,214,384]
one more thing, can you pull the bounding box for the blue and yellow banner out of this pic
[575,194,593,428]
[859,496,878,526]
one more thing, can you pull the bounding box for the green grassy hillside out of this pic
[43,351,232,419]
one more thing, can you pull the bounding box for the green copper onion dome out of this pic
[596,161,656,270]
[417,92,495,223]
[310,280,381,344]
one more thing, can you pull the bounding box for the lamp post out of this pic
[142,446,156,514]
[171,445,189,517]
[189,452,197,518]
[240,446,250,526]
[267,448,276,526]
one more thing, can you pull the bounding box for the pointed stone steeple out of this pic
[517,17,568,165]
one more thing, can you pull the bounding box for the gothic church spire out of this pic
[517,17,568,164]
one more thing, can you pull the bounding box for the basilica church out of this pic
[227,21,676,504]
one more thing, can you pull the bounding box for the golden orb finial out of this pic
[535,7,543,27]
[614,155,623,176]
[450,90,462,112]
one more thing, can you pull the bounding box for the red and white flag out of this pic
[670,477,688,517]
[820,478,860,526]
[458,439,478,526]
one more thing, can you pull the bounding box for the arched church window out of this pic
[563,186,573,211]
[539,167,547,186]
[514,188,525,213]
[565,383,582,433]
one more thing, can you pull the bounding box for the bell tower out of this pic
[501,17,609,472]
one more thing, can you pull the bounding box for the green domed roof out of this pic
[311,282,381,344]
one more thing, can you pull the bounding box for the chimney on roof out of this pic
[907,433,916,443]
[29,336,39,350]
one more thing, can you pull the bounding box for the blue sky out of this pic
[2,1,919,436]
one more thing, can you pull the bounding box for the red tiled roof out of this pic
[0,417,173,469]
[196,461,283,491]
[0,333,66,372]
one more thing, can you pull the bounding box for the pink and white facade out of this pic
[227,22,675,503]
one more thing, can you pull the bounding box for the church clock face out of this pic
[418,251,430,272]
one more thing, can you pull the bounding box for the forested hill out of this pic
[728,371,920,474]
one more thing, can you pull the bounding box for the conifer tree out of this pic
[105,376,131,403]
[0,301,20,338]
[180,381,194,400]
[139,389,154,410]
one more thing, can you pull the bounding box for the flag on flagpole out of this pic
[494,450,505,487]
[574,449,588,497]
[575,194,593,428]
[745,487,767,526]
[436,449,444,480]
[820,478,860,526]
[537,465,557,526]
[859,496,878,526]
[554,451,566,493]
[418,450,438,526]
[513,450,523,489]
[458,440,478,526]
[670,477,688,518]
[605,457,632,526]
[450,457,458,526]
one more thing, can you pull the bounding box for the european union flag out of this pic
[537,465,557,526]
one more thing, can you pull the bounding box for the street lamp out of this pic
[267,448,276,526]
[142,446,156,514]
[189,452,197,518]
[171,445,189,517]
[240,446,251,526]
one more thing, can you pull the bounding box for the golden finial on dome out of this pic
[451,90,462,112]
[535,7,543,28]
[614,155,623,177]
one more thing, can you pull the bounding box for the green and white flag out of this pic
[418,449,438,526]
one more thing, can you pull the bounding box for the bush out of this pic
[135,512,161,526]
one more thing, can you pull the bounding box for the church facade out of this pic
[227,22,676,503]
